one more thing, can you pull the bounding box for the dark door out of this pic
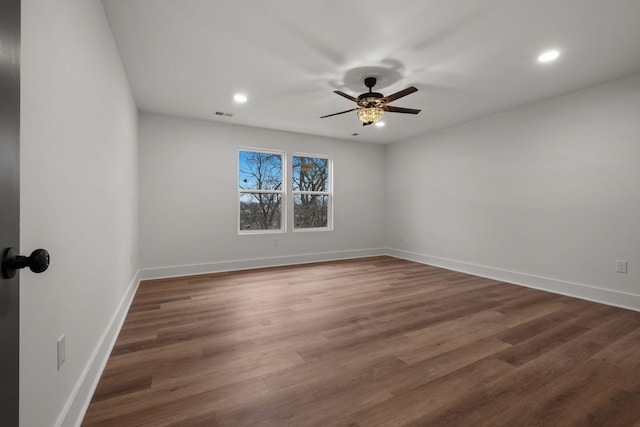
[0,0,21,425]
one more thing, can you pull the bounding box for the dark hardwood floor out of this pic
[82,256,640,426]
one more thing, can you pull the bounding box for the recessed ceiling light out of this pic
[538,50,560,63]
[233,93,247,103]
[375,121,385,127]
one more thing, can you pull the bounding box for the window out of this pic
[292,154,331,230]
[238,149,284,233]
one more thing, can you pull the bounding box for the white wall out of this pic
[139,112,386,278]
[386,73,640,310]
[16,2,639,421]
[20,1,138,426]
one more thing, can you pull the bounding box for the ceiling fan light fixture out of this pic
[357,107,384,125]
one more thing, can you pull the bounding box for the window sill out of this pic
[238,229,285,236]
[292,227,333,233]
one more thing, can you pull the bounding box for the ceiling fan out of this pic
[321,77,421,126]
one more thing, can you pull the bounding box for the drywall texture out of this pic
[386,73,640,309]
[20,0,138,425]
[139,113,386,276]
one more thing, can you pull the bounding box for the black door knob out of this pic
[1,248,50,279]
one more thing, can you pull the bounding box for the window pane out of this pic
[240,193,282,230]
[239,151,283,191]
[294,194,328,229]
[292,156,328,192]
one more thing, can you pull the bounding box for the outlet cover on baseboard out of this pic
[57,335,66,370]
[616,260,628,274]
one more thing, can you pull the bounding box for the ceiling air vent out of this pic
[214,111,234,117]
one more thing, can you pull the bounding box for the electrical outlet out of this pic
[273,238,279,247]
[57,335,66,370]
[616,260,628,274]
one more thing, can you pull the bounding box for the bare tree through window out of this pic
[239,150,283,231]
[292,155,330,229]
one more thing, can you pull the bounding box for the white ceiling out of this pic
[101,0,640,144]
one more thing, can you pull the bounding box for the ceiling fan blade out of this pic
[320,108,359,118]
[334,90,359,103]
[382,86,418,103]
[384,105,421,114]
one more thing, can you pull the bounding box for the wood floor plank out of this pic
[352,357,514,426]
[479,358,624,427]
[81,256,640,426]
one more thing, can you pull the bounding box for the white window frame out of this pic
[291,152,333,232]
[238,148,287,235]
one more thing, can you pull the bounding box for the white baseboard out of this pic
[386,248,640,312]
[140,248,386,280]
[56,270,141,427]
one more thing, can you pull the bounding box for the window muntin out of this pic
[238,150,285,233]
[292,155,331,230]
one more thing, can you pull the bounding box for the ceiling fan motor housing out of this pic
[357,92,384,107]
[358,76,385,107]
